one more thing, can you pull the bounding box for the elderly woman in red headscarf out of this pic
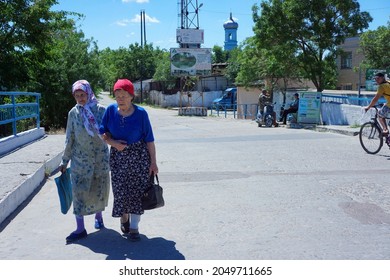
[99,78,158,241]
[60,80,110,243]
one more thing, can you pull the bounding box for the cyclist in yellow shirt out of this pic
[365,72,390,134]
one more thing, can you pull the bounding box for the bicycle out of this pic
[359,105,390,154]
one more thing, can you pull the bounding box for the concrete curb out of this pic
[0,144,64,225]
[0,128,45,156]
[314,126,360,137]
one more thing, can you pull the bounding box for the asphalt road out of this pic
[0,92,389,261]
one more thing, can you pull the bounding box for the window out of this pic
[343,84,352,90]
[341,52,352,69]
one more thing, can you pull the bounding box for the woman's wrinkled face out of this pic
[73,90,88,106]
[114,89,133,107]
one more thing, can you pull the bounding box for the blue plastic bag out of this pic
[54,168,73,214]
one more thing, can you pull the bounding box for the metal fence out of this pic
[0,92,41,137]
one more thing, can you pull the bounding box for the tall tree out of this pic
[253,0,372,92]
[212,45,228,64]
[0,0,73,90]
[153,51,177,91]
[359,21,390,70]
[35,27,102,129]
[225,47,241,84]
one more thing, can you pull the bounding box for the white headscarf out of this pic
[72,80,100,137]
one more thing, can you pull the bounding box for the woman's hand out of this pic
[102,132,111,142]
[149,162,159,175]
[102,133,127,151]
[114,140,128,151]
[60,164,67,173]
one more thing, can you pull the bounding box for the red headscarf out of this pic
[113,79,134,96]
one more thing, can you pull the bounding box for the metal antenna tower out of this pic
[178,0,202,30]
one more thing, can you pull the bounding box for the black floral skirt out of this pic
[109,141,150,216]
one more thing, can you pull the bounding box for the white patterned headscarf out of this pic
[72,80,100,137]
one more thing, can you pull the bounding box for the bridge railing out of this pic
[0,92,41,137]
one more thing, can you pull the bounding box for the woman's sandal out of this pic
[120,217,130,234]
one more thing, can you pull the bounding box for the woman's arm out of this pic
[146,141,158,175]
[102,132,128,151]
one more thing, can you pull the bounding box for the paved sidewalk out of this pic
[0,134,65,225]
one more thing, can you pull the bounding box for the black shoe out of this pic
[66,230,87,243]
[121,218,130,234]
[128,231,141,242]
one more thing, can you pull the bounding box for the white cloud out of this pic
[116,19,132,26]
[115,13,159,27]
[131,13,159,23]
[122,0,149,3]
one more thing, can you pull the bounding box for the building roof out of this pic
[223,13,238,29]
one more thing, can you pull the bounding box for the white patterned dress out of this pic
[61,104,110,216]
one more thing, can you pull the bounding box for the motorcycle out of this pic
[256,102,277,127]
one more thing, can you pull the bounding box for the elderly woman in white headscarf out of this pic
[60,80,110,244]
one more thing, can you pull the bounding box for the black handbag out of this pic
[142,174,165,210]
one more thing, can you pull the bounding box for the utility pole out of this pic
[140,9,146,103]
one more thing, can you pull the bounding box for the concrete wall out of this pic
[0,128,45,156]
[321,103,370,126]
[149,90,223,108]
[236,87,261,119]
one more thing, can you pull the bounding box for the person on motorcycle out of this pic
[258,90,278,127]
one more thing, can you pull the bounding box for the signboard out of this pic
[170,48,212,76]
[365,69,389,91]
[176,29,204,44]
[297,92,322,124]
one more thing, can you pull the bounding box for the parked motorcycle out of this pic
[256,102,277,127]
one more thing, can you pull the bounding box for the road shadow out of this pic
[72,228,185,260]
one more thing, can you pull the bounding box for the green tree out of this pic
[34,27,102,129]
[212,45,228,63]
[99,43,163,91]
[225,47,241,84]
[0,0,74,90]
[234,35,301,103]
[253,0,372,92]
[153,51,177,90]
[359,21,390,69]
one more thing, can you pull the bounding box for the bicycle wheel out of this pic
[359,122,383,154]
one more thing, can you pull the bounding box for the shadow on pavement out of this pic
[72,228,185,260]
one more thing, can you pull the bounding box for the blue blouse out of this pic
[99,104,154,144]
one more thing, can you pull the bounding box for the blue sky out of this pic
[52,0,390,51]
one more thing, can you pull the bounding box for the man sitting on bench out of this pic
[281,93,299,125]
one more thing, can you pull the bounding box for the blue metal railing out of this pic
[0,92,41,136]
[210,103,259,119]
